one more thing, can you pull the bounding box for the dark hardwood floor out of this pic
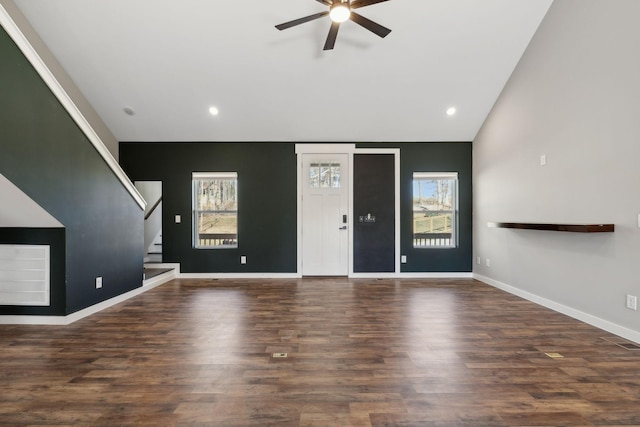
[1,278,639,426]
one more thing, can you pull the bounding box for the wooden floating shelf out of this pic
[487,222,615,233]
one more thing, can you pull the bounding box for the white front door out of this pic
[301,154,349,276]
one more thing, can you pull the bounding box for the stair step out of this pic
[146,253,163,263]
[143,267,174,281]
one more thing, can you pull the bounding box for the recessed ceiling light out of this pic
[123,106,136,116]
[209,106,219,116]
[446,107,457,116]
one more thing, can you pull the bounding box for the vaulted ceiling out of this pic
[12,0,553,142]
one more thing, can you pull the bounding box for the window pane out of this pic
[413,174,457,248]
[310,161,341,188]
[413,179,454,211]
[196,179,237,211]
[320,163,331,187]
[309,163,320,188]
[193,173,238,248]
[196,212,237,247]
[413,212,452,233]
[330,163,341,188]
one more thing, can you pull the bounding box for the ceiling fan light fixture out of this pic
[329,3,351,23]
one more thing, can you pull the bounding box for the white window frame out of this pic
[412,172,458,249]
[192,172,238,249]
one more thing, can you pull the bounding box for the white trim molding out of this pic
[475,273,640,345]
[0,273,172,326]
[0,4,145,210]
[295,144,402,277]
[351,272,473,279]
[178,273,300,279]
[350,147,401,275]
[179,272,472,279]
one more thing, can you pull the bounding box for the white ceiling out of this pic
[13,0,552,143]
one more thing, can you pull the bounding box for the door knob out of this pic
[339,226,347,230]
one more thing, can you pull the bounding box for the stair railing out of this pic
[144,197,162,221]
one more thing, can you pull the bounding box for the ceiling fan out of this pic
[275,0,392,51]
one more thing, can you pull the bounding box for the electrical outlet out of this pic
[95,277,103,289]
[540,154,547,166]
[476,256,481,265]
[485,258,491,267]
[401,255,407,263]
[175,214,181,223]
[240,256,247,265]
[626,294,638,311]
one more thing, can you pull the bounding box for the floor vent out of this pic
[544,352,564,359]
[0,244,50,306]
[601,337,640,351]
[272,353,288,358]
[616,342,640,351]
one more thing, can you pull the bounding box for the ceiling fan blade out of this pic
[349,12,391,38]
[323,22,341,50]
[275,11,329,31]
[315,0,333,5]
[351,0,390,9]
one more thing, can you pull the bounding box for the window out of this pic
[193,172,238,248]
[309,162,341,188]
[412,172,458,248]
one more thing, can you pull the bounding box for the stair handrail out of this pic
[144,196,162,221]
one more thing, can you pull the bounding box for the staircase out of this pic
[136,184,176,283]
[142,234,176,282]
[145,232,163,263]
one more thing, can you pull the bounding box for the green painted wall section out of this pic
[120,142,298,273]
[0,26,144,315]
[356,143,472,272]
[121,142,472,273]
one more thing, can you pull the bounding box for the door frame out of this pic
[295,144,400,277]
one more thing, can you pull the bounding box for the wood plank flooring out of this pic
[1,278,639,426]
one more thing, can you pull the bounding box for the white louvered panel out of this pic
[0,245,50,306]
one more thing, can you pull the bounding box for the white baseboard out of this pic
[397,272,473,279]
[143,267,177,288]
[0,273,173,326]
[178,272,300,279]
[144,262,180,273]
[177,272,473,279]
[474,273,640,345]
[350,272,473,279]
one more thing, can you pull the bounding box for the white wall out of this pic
[0,173,63,227]
[0,0,120,160]
[473,0,640,342]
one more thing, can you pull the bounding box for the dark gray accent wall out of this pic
[353,154,395,273]
[0,27,144,315]
[119,142,298,273]
[121,142,472,274]
[357,143,472,272]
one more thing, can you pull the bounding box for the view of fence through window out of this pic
[192,172,238,248]
[412,172,458,248]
